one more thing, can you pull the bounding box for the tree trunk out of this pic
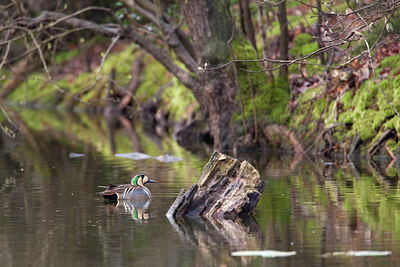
[239,0,257,50]
[278,1,289,76]
[166,152,265,218]
[316,0,325,65]
[183,0,238,150]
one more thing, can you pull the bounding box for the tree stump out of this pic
[166,152,265,218]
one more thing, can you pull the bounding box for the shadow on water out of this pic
[1,106,400,266]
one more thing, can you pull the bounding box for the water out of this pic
[0,109,400,266]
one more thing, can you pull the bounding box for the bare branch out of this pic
[19,10,196,89]
[124,0,198,72]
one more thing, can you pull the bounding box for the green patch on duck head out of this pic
[131,174,156,186]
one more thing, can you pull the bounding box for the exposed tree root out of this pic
[263,124,304,155]
[368,129,395,158]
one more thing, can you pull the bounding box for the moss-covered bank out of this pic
[290,54,400,160]
[3,40,400,160]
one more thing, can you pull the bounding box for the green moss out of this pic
[352,109,378,141]
[387,139,399,152]
[396,118,400,134]
[54,49,80,64]
[341,90,353,110]
[290,33,313,56]
[232,37,290,125]
[312,98,327,121]
[268,76,290,123]
[293,101,312,128]
[7,73,63,106]
[384,116,397,130]
[376,55,400,74]
[338,110,354,124]
[299,86,322,102]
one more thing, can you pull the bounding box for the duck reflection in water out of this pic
[117,198,151,220]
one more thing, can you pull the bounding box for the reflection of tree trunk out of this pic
[278,1,289,76]
[105,113,117,154]
[118,115,141,152]
[168,215,263,266]
[105,113,142,154]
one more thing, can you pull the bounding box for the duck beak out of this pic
[147,179,157,183]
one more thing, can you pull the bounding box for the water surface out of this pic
[0,109,399,266]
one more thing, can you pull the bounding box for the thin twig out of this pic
[28,29,51,79]
[0,41,10,70]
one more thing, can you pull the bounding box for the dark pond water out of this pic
[0,108,400,266]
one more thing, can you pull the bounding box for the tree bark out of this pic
[166,152,265,218]
[316,0,325,65]
[239,0,257,50]
[182,0,238,150]
[278,1,289,76]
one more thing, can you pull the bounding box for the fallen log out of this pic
[166,152,265,219]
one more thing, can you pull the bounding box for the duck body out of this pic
[98,174,156,200]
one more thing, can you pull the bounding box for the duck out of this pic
[97,174,156,200]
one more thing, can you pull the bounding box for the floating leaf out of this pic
[231,250,296,258]
[115,152,152,160]
[322,251,392,257]
[69,152,84,158]
[153,154,183,163]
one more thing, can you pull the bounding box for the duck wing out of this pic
[97,183,131,200]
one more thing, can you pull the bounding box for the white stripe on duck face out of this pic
[137,177,144,187]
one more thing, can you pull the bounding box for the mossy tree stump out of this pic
[166,152,265,218]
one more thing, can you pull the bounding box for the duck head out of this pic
[131,174,156,187]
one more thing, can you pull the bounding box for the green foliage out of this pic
[289,33,324,75]
[136,55,170,101]
[161,78,198,121]
[267,12,318,37]
[290,33,314,56]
